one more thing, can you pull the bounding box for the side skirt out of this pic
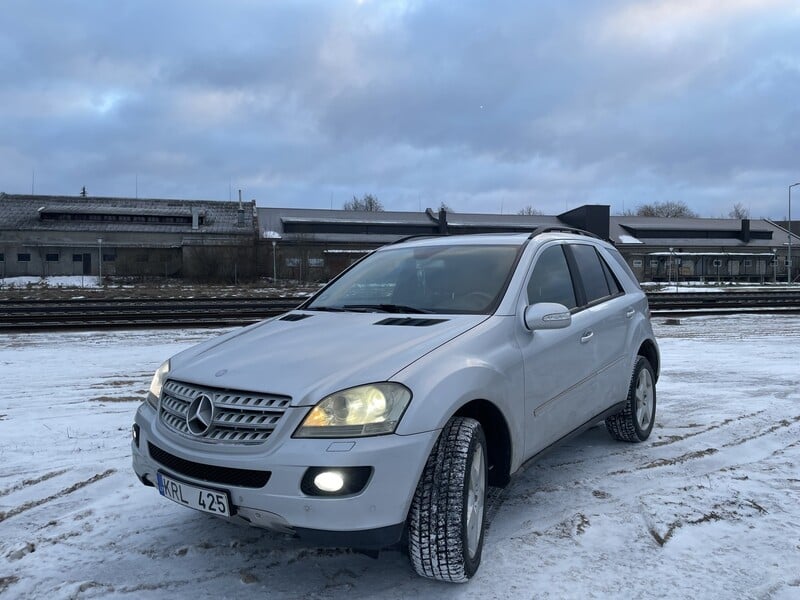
[517,401,627,471]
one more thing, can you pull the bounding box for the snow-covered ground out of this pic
[0,276,102,289]
[640,281,798,293]
[1,316,799,599]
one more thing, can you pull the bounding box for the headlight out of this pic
[146,360,170,408]
[294,383,411,438]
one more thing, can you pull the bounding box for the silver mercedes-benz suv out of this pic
[132,229,659,582]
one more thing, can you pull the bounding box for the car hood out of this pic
[167,311,486,406]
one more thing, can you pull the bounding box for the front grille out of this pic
[159,380,291,445]
[148,442,270,488]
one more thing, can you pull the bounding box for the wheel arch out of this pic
[453,399,512,487]
[638,339,660,382]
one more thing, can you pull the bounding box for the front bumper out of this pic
[131,403,439,547]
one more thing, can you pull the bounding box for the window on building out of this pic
[0,253,4,262]
[45,253,59,262]
[712,259,722,267]
[285,257,301,267]
[308,258,324,268]
[17,253,31,262]
[102,254,116,262]
[744,260,752,267]
[649,260,659,268]
[73,254,83,262]
[632,259,643,268]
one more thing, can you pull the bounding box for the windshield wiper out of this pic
[343,304,433,314]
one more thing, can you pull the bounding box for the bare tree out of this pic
[729,202,750,219]
[517,205,543,216]
[635,200,697,218]
[344,194,384,211]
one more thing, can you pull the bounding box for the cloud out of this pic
[0,0,798,218]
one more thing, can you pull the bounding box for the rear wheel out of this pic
[408,417,487,582]
[606,356,656,442]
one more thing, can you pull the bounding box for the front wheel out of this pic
[606,356,656,442]
[408,417,487,582]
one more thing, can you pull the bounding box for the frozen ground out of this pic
[0,276,102,289]
[1,315,799,599]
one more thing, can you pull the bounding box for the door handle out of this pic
[626,308,635,318]
[580,331,594,343]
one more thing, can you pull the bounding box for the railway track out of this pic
[1,291,800,331]
[0,297,303,331]
[646,290,800,316]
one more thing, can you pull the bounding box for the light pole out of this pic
[264,230,281,282]
[668,247,674,289]
[772,248,778,283]
[272,240,277,281]
[97,238,103,282]
[789,183,800,284]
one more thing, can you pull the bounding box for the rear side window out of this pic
[527,245,577,309]
[606,247,641,289]
[600,257,622,295]
[570,244,612,304]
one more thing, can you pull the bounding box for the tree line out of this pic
[344,195,750,219]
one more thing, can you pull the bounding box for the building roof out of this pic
[258,206,570,242]
[608,216,799,249]
[0,193,256,235]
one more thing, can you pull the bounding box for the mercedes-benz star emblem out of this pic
[186,393,215,436]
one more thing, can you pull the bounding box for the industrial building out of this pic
[258,205,799,284]
[1,193,798,284]
[0,193,257,280]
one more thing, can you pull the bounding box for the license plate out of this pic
[156,472,232,517]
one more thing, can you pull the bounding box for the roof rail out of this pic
[389,233,445,245]
[527,226,601,240]
[390,226,601,246]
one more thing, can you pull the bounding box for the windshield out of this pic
[306,244,521,314]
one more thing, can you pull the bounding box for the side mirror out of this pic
[524,302,572,331]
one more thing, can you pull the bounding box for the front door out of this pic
[82,253,91,275]
[516,243,596,458]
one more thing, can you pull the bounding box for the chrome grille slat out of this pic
[159,380,291,445]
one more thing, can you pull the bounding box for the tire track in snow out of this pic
[651,411,765,447]
[722,414,800,448]
[0,469,115,523]
[0,469,68,498]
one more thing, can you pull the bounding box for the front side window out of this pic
[526,245,577,309]
[306,244,521,314]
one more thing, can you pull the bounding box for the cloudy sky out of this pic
[2,0,798,218]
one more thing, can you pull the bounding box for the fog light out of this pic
[301,466,373,497]
[314,471,344,493]
[132,423,140,447]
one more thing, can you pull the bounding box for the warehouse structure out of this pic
[259,205,799,284]
[0,193,257,280]
[1,193,798,283]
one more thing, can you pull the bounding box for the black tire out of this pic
[408,417,488,583]
[606,356,656,443]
